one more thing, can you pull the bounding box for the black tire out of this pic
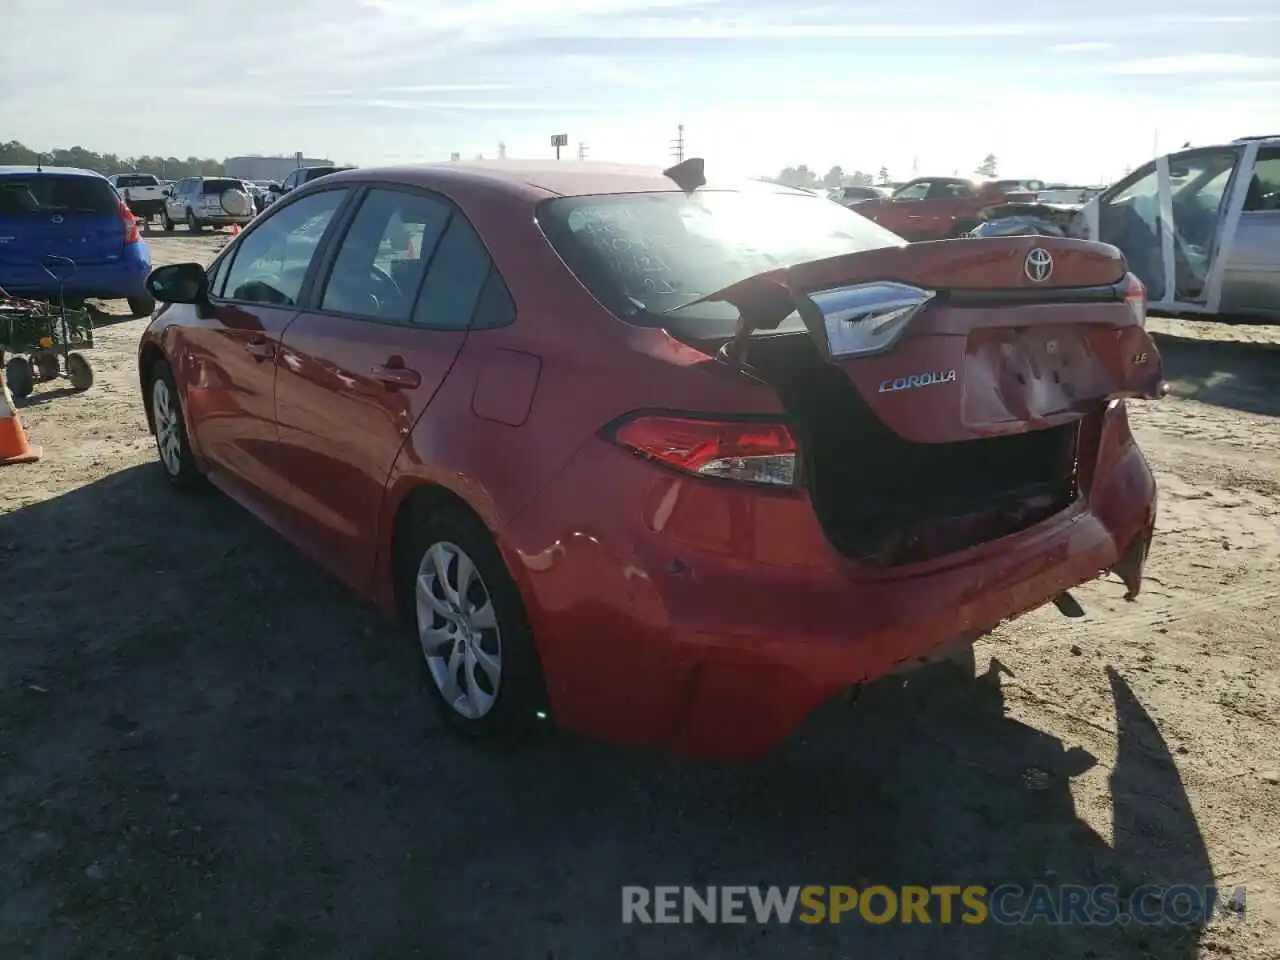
[128,295,156,319]
[186,210,202,232]
[147,358,204,490]
[402,505,548,740]
[34,352,60,382]
[4,356,33,400]
[67,352,93,392]
[161,208,175,232]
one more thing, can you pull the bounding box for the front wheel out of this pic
[4,356,33,399]
[148,358,204,490]
[161,208,174,232]
[404,507,548,739]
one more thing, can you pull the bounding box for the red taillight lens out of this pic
[607,413,799,487]
[118,200,140,244]
[1123,271,1146,327]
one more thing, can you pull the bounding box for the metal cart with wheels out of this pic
[0,256,95,400]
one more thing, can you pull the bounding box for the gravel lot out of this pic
[2,229,1278,959]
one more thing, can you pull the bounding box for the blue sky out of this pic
[2,0,1276,182]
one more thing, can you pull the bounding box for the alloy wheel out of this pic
[152,378,182,476]
[415,541,503,720]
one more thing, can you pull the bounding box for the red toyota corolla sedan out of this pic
[138,159,1165,760]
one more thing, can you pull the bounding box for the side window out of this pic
[222,189,349,305]
[1244,151,1280,212]
[893,181,931,201]
[206,252,231,298]
[470,269,516,330]
[931,181,973,200]
[411,211,496,330]
[319,188,449,322]
[284,171,298,190]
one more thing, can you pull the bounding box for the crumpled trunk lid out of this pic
[692,235,1166,444]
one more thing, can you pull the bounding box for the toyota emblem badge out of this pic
[1025,247,1053,283]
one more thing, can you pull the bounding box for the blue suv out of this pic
[0,165,154,317]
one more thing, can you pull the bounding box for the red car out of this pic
[138,159,1165,761]
[858,177,1041,241]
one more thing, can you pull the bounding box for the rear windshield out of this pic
[0,175,119,215]
[201,178,243,194]
[116,174,158,188]
[538,188,906,322]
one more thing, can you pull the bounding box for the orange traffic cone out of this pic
[0,367,41,465]
[231,223,242,236]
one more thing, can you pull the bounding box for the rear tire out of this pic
[186,210,202,232]
[148,358,204,491]
[67,352,93,392]
[4,356,33,400]
[402,505,548,741]
[161,208,174,232]
[128,295,156,319]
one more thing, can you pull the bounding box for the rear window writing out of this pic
[0,175,119,215]
[539,189,906,322]
[116,174,159,188]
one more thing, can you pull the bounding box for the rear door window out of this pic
[0,175,118,215]
[319,188,450,322]
[220,190,350,305]
[201,178,242,195]
[411,211,499,330]
[1244,150,1280,211]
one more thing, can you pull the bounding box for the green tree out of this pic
[0,140,227,179]
[822,165,844,189]
[975,153,998,177]
[849,170,873,186]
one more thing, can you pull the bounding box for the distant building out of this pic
[225,155,331,182]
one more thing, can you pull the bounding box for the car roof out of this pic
[0,164,106,179]
[317,159,800,201]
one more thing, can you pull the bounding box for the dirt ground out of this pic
[1,229,1278,960]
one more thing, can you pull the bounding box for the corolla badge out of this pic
[878,369,958,393]
[1025,247,1053,283]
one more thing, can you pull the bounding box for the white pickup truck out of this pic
[107,173,167,222]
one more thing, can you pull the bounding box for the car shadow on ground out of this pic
[1153,332,1280,416]
[0,464,1216,960]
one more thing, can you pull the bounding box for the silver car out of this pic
[160,177,255,233]
[1073,135,1279,320]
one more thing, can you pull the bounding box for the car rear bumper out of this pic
[0,248,151,301]
[502,400,1157,761]
[192,213,254,226]
[125,199,165,217]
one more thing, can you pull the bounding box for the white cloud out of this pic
[1048,41,1115,53]
[1109,54,1280,75]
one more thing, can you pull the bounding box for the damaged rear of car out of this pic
[533,176,1165,759]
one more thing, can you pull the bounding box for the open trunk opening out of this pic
[743,333,1082,566]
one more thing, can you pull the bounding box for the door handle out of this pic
[370,364,421,389]
[245,339,275,359]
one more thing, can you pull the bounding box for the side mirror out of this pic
[147,262,208,304]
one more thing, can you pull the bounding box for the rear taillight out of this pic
[606,413,798,487]
[805,281,936,358]
[1122,272,1146,327]
[118,200,140,244]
